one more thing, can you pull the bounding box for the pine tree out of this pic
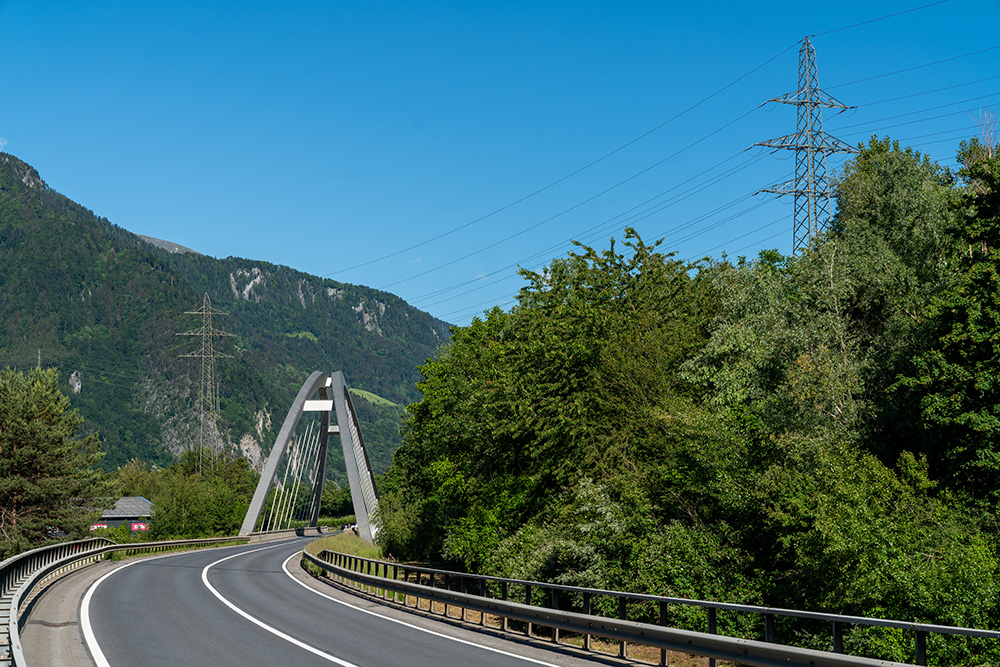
[0,368,110,557]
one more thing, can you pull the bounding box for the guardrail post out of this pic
[583,592,592,651]
[382,563,390,601]
[915,629,928,666]
[551,587,559,644]
[765,613,775,643]
[502,581,509,632]
[832,620,843,653]
[659,600,669,666]
[444,573,450,618]
[461,577,468,621]
[479,579,488,626]
[708,607,717,667]
[525,584,533,637]
[618,595,628,658]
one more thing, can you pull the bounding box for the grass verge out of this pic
[305,532,383,559]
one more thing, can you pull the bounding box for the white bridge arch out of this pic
[239,371,381,542]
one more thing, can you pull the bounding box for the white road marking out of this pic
[81,552,184,667]
[281,552,563,667]
[201,544,360,666]
[81,540,561,667]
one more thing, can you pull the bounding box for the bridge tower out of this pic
[239,371,381,542]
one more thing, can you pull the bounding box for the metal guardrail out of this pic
[1,535,251,667]
[305,549,1000,667]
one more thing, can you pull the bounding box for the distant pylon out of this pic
[178,293,234,472]
[755,36,857,255]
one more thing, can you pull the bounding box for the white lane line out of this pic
[81,552,185,667]
[202,544,359,666]
[281,552,563,667]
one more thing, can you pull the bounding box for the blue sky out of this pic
[1,1,998,325]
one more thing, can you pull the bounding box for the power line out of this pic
[695,217,787,257]
[382,105,765,291]
[408,151,771,307]
[400,46,994,308]
[809,0,951,37]
[396,64,992,321]
[859,75,1000,107]
[840,105,997,137]
[418,49,991,322]
[831,91,1000,132]
[827,45,1000,90]
[326,41,801,279]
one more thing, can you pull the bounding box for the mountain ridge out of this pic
[0,152,448,482]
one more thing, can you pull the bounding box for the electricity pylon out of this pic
[755,36,857,255]
[178,293,234,473]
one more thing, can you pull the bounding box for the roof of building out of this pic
[102,496,154,519]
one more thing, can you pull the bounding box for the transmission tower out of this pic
[177,293,234,472]
[755,36,857,255]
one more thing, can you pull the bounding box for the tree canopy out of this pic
[378,135,1000,664]
[0,368,110,558]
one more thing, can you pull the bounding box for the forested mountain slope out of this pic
[0,152,448,481]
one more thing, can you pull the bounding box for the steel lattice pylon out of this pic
[177,293,234,471]
[755,37,857,255]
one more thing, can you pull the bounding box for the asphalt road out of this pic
[50,538,618,667]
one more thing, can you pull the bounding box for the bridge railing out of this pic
[1,534,252,667]
[305,549,1000,667]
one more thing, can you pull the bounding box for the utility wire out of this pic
[403,4,964,313]
[411,76,988,309]
[810,0,951,37]
[381,105,764,291]
[398,59,998,306]
[326,41,801,279]
[831,92,1000,131]
[695,217,787,257]
[395,3,959,301]
[408,151,769,306]
[827,45,1000,90]
[860,75,1000,107]
[415,31,991,322]
[841,105,997,136]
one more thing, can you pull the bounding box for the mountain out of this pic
[0,153,450,483]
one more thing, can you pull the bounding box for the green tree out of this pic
[112,448,259,538]
[320,481,353,520]
[0,368,110,558]
[379,229,726,571]
[895,152,1000,497]
[685,138,958,457]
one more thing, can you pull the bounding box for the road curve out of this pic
[74,539,607,667]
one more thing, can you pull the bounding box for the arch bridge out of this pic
[239,371,380,542]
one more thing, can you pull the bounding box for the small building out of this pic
[91,496,153,532]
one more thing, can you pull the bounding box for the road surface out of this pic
[23,538,622,667]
